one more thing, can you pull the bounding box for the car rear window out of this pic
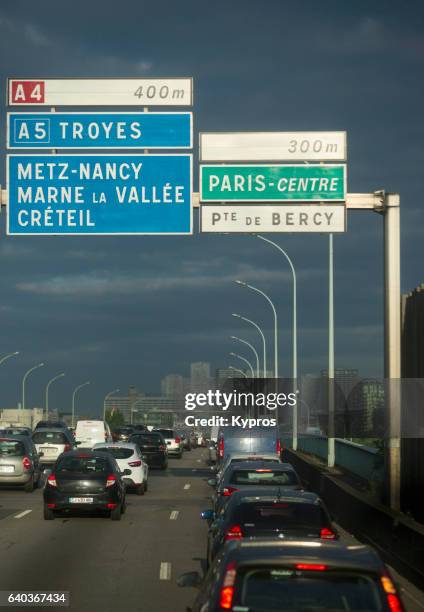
[57,455,111,474]
[230,469,299,486]
[33,431,67,444]
[114,428,134,435]
[239,568,383,611]
[156,429,174,438]
[97,447,133,459]
[4,429,30,436]
[234,501,326,530]
[131,433,164,445]
[0,439,25,457]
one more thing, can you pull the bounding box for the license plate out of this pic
[69,497,93,504]
[41,447,58,454]
[0,465,14,473]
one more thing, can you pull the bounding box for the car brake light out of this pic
[47,473,57,487]
[106,474,116,487]
[255,469,272,472]
[225,524,243,541]
[320,527,336,540]
[219,563,236,609]
[22,456,31,470]
[64,444,71,452]
[218,438,224,459]
[107,503,117,509]
[175,436,181,444]
[128,460,141,467]
[276,439,282,454]
[47,503,56,509]
[159,445,166,451]
[222,486,239,497]
[296,563,327,571]
[381,576,404,612]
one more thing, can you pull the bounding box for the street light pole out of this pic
[256,235,298,449]
[103,389,120,422]
[232,314,267,377]
[229,352,254,378]
[0,351,19,366]
[235,280,278,378]
[22,362,44,411]
[45,373,65,420]
[230,336,260,378]
[228,366,247,379]
[71,381,90,428]
[328,234,336,468]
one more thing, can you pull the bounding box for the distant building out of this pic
[104,386,144,423]
[0,407,44,429]
[190,362,211,392]
[161,374,184,398]
[401,283,424,521]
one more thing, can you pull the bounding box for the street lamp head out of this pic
[14,351,19,355]
[230,335,237,340]
[234,280,247,287]
[38,362,44,367]
[229,352,236,357]
[232,313,241,318]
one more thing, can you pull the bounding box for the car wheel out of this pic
[43,504,55,520]
[136,483,145,496]
[111,505,122,521]
[161,462,168,470]
[121,498,127,513]
[24,476,34,493]
[144,480,148,492]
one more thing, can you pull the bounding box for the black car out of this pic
[112,426,135,442]
[129,431,168,469]
[179,539,406,612]
[35,420,68,430]
[43,450,127,520]
[204,488,338,565]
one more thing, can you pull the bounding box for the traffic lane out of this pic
[0,448,210,612]
[336,522,424,612]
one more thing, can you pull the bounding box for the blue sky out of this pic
[0,0,422,415]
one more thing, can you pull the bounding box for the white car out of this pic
[155,428,183,458]
[75,420,112,449]
[32,428,75,466]
[93,442,149,495]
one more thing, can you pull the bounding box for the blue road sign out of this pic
[7,154,192,235]
[7,112,192,149]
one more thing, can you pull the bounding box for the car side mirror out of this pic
[200,509,215,521]
[74,441,81,445]
[141,455,147,462]
[177,571,202,588]
[207,478,217,487]
[122,469,131,476]
[38,452,44,458]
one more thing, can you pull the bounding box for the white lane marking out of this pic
[192,468,197,472]
[184,483,191,490]
[14,509,32,519]
[170,511,179,520]
[197,459,201,463]
[160,562,171,580]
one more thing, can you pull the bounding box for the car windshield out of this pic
[156,429,173,438]
[131,433,163,445]
[57,455,110,474]
[97,447,133,459]
[0,439,25,457]
[234,502,325,530]
[230,470,299,486]
[239,568,383,611]
[33,431,67,444]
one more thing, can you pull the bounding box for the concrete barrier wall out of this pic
[285,449,424,587]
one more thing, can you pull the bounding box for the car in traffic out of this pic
[75,420,112,449]
[1,426,32,437]
[0,435,43,492]
[111,426,135,442]
[32,428,75,467]
[209,461,302,512]
[93,442,149,495]
[213,452,283,487]
[203,489,338,565]
[216,425,282,465]
[43,450,128,520]
[154,428,183,458]
[129,431,168,469]
[178,539,405,612]
[179,431,192,451]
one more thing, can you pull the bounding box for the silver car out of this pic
[0,436,42,492]
[32,428,75,466]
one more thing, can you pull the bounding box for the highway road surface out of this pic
[0,448,423,612]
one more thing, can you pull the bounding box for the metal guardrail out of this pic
[282,434,384,484]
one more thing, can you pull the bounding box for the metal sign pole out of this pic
[328,233,336,467]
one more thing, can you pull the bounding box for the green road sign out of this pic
[200,164,346,202]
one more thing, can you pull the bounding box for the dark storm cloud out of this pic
[0,0,422,413]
